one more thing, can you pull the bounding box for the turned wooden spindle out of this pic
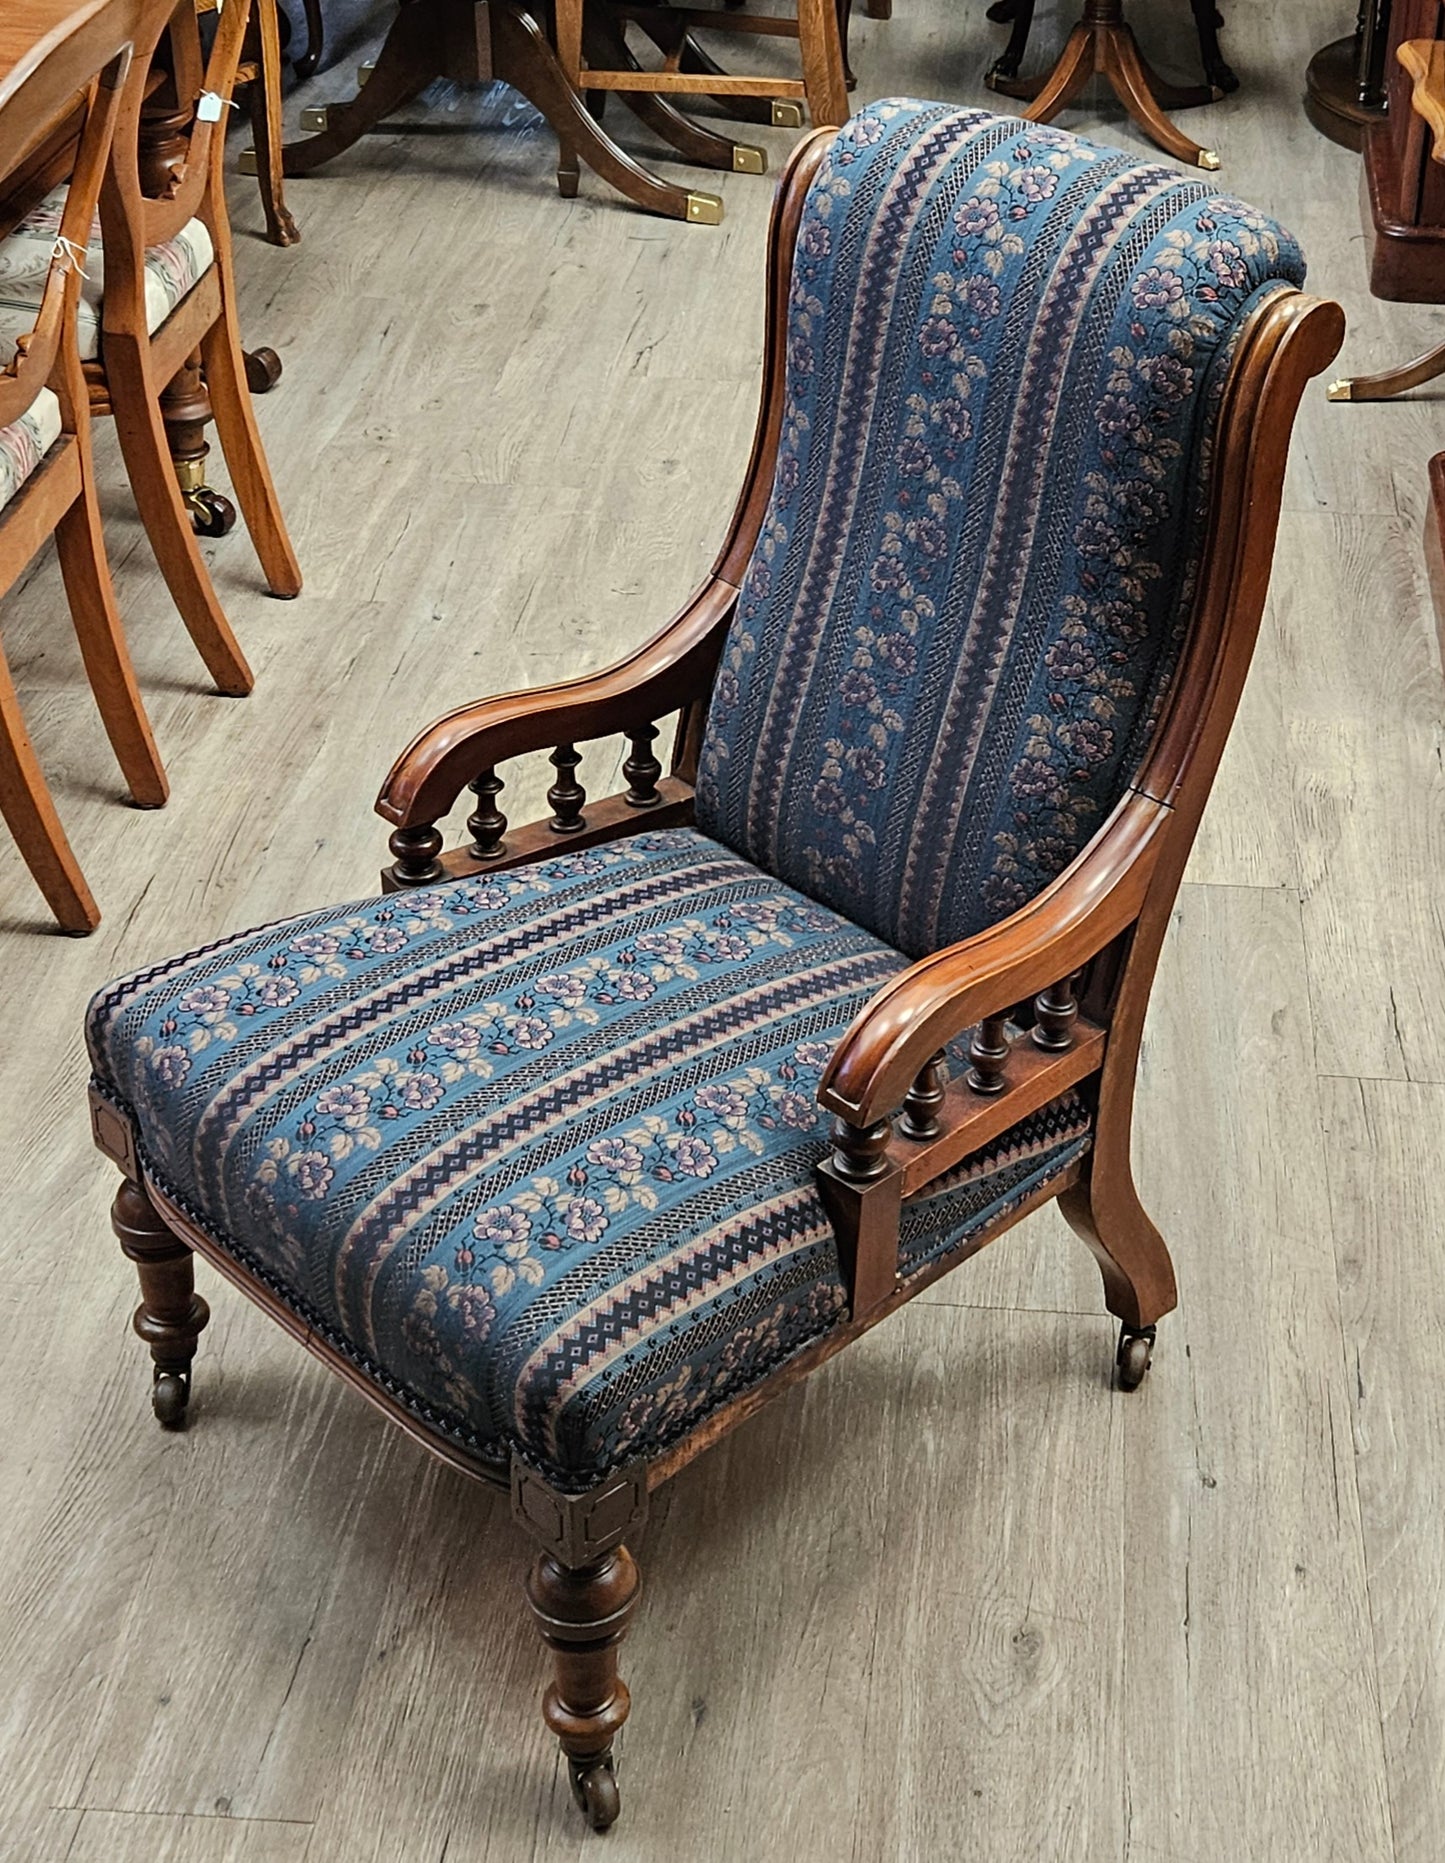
[387,823,444,887]
[829,1114,894,1182]
[548,745,587,834]
[966,1015,1011,1095]
[623,725,663,808]
[900,1051,948,1140]
[525,1546,641,1831]
[112,1177,210,1428]
[467,769,507,860]
[1032,973,1080,1051]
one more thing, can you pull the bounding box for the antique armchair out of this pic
[87,101,1342,1830]
[1,0,168,931]
[0,0,300,704]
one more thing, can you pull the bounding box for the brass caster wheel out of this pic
[568,1756,620,1831]
[184,486,237,538]
[1115,1324,1157,1392]
[244,346,283,395]
[152,1369,190,1429]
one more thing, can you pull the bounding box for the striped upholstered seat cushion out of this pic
[0,386,61,512]
[697,101,1305,958]
[87,830,1090,1484]
[0,185,213,367]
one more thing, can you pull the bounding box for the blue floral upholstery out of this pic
[696,100,1304,956]
[87,104,1309,1494]
[87,832,1091,1486]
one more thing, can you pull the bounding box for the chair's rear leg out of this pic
[104,335,255,695]
[111,1176,210,1428]
[199,314,303,599]
[525,1545,640,1830]
[1058,1155,1177,1391]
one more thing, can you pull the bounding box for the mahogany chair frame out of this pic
[95,131,1344,1829]
[1,0,168,932]
[83,0,301,702]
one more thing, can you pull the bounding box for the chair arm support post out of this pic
[818,790,1170,1129]
[816,1116,903,1318]
[375,578,736,831]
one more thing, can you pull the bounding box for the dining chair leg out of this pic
[53,460,169,809]
[159,351,236,541]
[104,333,256,696]
[987,0,1035,83]
[525,1543,641,1832]
[200,314,303,599]
[796,0,849,127]
[0,642,100,932]
[584,5,765,172]
[246,0,301,247]
[111,1175,210,1429]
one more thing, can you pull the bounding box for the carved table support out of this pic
[986,0,1223,171]
[278,0,730,223]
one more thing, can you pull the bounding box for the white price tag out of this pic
[197,90,231,122]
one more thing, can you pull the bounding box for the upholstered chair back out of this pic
[696,100,1304,958]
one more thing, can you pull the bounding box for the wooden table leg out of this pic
[244,0,300,244]
[281,0,722,221]
[987,0,1220,172]
[280,0,437,175]
[1327,335,1445,402]
[490,0,724,220]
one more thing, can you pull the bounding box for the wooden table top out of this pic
[0,2,114,98]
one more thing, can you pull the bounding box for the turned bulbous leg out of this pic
[111,1177,210,1429]
[525,1545,641,1831]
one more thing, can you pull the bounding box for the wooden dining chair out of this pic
[87,102,1342,1830]
[553,0,849,151]
[0,0,301,705]
[0,0,169,932]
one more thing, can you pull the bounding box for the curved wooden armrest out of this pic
[1400,39,1445,163]
[376,577,736,829]
[818,789,1172,1128]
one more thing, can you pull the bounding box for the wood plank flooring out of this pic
[1,0,1442,1856]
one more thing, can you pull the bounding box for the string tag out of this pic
[51,235,90,280]
[196,90,236,123]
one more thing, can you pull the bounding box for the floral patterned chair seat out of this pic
[0,185,213,365]
[0,385,60,512]
[86,826,1091,1484]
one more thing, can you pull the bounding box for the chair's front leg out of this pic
[111,1176,210,1429]
[525,1545,641,1830]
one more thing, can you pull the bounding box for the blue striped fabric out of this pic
[88,831,1091,1485]
[696,100,1304,956]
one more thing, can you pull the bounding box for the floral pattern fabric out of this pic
[696,100,1305,958]
[0,186,214,366]
[88,830,1091,1487]
[0,386,60,512]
